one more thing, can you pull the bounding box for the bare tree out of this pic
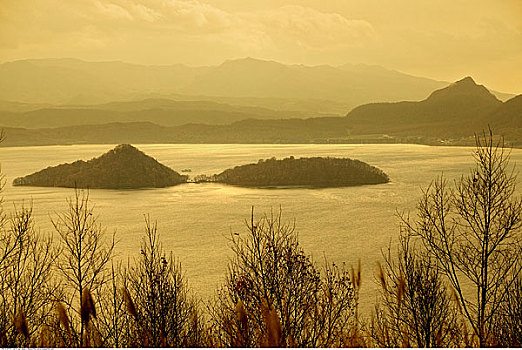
[123,216,202,347]
[491,275,522,346]
[0,159,10,270]
[52,189,115,346]
[0,204,60,347]
[208,208,355,347]
[94,262,130,347]
[371,233,461,347]
[402,129,522,346]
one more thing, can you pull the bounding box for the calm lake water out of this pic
[2,143,522,312]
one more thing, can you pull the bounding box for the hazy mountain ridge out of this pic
[4,57,511,109]
[0,77,520,147]
[0,98,321,129]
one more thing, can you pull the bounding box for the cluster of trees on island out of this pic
[12,144,188,189]
[13,145,389,189]
[1,131,522,347]
[213,156,389,187]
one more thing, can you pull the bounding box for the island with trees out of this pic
[213,156,389,188]
[13,144,187,189]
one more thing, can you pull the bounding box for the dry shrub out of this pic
[208,208,356,347]
[371,233,462,347]
[124,216,204,347]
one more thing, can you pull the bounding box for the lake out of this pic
[2,143,521,312]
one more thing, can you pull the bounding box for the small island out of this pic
[13,144,188,189]
[213,156,389,188]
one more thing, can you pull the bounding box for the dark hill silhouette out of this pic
[13,144,187,189]
[484,95,522,141]
[486,95,522,127]
[214,156,389,188]
[426,77,500,104]
[345,77,503,137]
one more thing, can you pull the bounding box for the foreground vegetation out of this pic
[1,131,521,347]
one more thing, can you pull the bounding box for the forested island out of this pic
[213,156,389,188]
[13,144,187,189]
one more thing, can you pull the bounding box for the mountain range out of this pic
[0,99,317,129]
[1,77,521,147]
[0,57,514,116]
[345,77,507,138]
[0,57,520,148]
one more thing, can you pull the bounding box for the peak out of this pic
[219,57,285,69]
[105,144,142,157]
[446,76,482,91]
[426,76,500,103]
[114,143,136,151]
[453,76,477,86]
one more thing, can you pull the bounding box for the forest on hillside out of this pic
[12,144,187,189]
[214,156,389,187]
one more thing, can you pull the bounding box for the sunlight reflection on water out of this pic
[2,143,521,313]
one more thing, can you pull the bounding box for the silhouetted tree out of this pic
[123,216,202,347]
[0,204,60,347]
[402,129,522,346]
[52,189,115,346]
[371,233,461,347]
[208,208,356,347]
[491,275,522,346]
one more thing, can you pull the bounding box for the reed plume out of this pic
[14,309,29,339]
[235,300,248,331]
[0,328,6,347]
[55,302,70,332]
[234,300,248,346]
[261,301,282,347]
[81,288,97,325]
[38,324,51,348]
[122,287,138,318]
[351,259,362,290]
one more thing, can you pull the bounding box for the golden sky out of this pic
[1,0,520,93]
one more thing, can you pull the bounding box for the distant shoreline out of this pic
[0,139,481,148]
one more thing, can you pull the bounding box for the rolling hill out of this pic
[0,98,316,129]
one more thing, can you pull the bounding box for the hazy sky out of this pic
[1,0,520,93]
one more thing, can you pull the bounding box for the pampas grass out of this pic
[55,302,70,332]
[14,309,29,338]
[81,288,96,325]
[122,287,137,319]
